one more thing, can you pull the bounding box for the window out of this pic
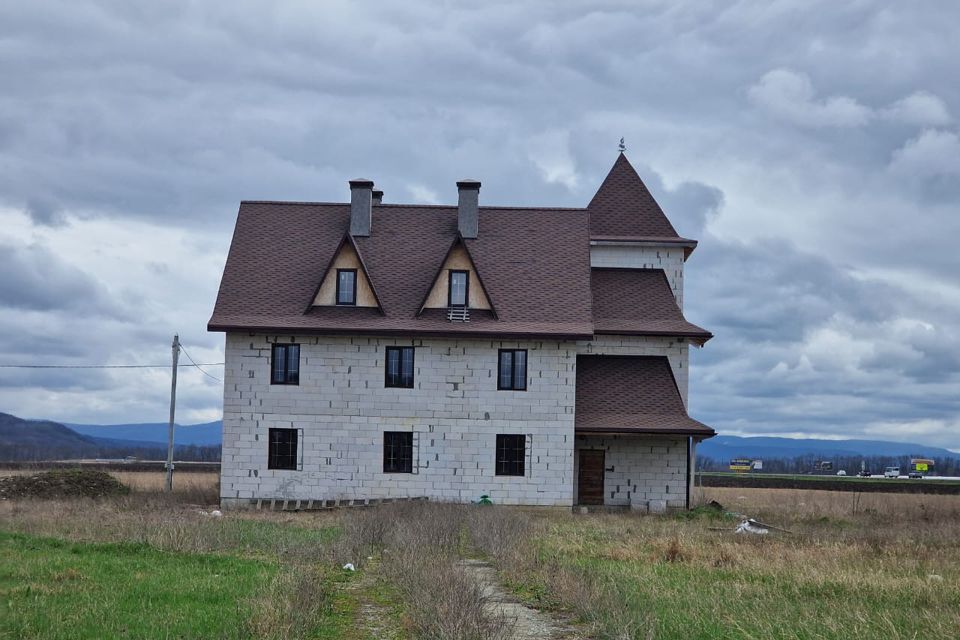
[336,269,357,305]
[385,346,415,388]
[496,434,525,476]
[448,270,469,307]
[383,431,413,473]
[268,428,298,470]
[497,349,527,390]
[271,343,300,385]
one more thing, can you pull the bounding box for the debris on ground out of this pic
[343,563,356,571]
[735,520,768,535]
[709,517,793,535]
[0,469,130,500]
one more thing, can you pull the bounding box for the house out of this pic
[208,153,715,511]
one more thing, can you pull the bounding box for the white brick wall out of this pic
[576,335,690,407]
[219,332,695,509]
[589,245,685,308]
[574,434,689,509]
[220,334,577,506]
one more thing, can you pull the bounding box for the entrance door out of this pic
[578,450,605,505]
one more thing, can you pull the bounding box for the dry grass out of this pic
[484,488,960,639]
[3,474,959,639]
[700,486,960,521]
[342,502,512,640]
[0,469,220,504]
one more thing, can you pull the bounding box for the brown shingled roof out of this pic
[209,154,713,340]
[588,153,684,240]
[208,202,594,338]
[575,355,715,436]
[591,269,712,344]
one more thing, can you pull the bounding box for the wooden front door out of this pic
[578,450,605,505]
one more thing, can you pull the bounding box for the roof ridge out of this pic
[240,200,586,212]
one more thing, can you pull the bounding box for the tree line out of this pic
[2,443,221,462]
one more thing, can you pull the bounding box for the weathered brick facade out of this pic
[221,334,578,507]
[219,332,693,509]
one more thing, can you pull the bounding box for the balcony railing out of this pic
[447,305,470,322]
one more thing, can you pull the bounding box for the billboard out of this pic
[729,458,752,472]
[911,458,935,472]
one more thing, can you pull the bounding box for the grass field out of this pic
[0,532,276,639]
[1,471,958,639]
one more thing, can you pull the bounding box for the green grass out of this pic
[222,518,341,557]
[567,555,952,639]
[0,531,276,639]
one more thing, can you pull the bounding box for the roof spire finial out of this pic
[618,137,626,153]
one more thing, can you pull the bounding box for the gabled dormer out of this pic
[417,234,497,322]
[309,233,384,312]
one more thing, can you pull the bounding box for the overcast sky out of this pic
[1,1,957,448]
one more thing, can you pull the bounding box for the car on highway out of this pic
[908,471,924,479]
[836,470,847,476]
[884,466,900,478]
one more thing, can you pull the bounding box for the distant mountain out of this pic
[68,421,222,446]
[0,412,100,456]
[0,412,221,462]
[699,435,960,462]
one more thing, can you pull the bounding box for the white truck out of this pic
[884,466,900,478]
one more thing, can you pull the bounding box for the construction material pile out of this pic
[0,469,130,500]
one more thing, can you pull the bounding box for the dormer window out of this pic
[448,270,469,307]
[336,269,357,305]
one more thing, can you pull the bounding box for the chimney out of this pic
[372,189,384,206]
[349,179,374,236]
[456,179,481,239]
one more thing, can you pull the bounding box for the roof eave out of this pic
[590,236,699,260]
[575,426,716,438]
[593,329,713,345]
[207,322,593,341]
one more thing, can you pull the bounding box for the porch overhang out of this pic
[575,355,716,439]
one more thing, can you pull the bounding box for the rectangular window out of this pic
[336,269,357,305]
[271,343,300,385]
[268,428,298,470]
[496,434,526,476]
[385,346,415,388]
[383,431,413,473]
[497,349,527,390]
[448,270,469,307]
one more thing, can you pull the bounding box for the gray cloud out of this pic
[0,243,115,314]
[0,0,957,445]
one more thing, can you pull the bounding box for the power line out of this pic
[0,363,224,369]
[178,344,222,383]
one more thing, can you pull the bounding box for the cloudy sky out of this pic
[1,1,957,448]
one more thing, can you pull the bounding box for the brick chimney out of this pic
[457,179,480,239]
[349,179,374,236]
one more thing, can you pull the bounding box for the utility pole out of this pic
[165,334,180,493]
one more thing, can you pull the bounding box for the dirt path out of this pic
[346,565,406,640]
[460,559,581,640]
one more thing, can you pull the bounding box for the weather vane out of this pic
[618,137,626,152]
